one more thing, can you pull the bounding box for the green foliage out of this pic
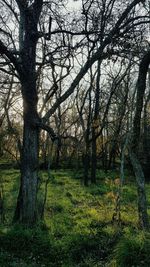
[114,231,150,267]
[122,185,137,203]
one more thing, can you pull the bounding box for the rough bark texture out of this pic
[14,122,39,223]
[14,1,42,224]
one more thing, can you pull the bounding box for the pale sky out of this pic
[66,0,82,12]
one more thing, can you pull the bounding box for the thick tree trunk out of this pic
[13,2,43,224]
[14,100,39,224]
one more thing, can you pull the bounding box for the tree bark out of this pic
[14,1,42,224]
[129,150,149,229]
[130,50,150,229]
[14,80,39,223]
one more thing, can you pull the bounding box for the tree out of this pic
[129,50,150,229]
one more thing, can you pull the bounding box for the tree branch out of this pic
[36,120,58,142]
[42,0,145,122]
[0,40,22,75]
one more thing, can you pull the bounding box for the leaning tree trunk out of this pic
[129,50,150,230]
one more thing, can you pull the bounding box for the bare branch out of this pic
[0,40,22,75]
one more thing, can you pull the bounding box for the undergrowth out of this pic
[0,168,150,266]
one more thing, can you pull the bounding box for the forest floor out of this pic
[0,166,150,266]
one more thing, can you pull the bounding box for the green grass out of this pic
[0,167,150,266]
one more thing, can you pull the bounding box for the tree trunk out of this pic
[129,151,149,229]
[91,128,97,184]
[55,138,61,169]
[14,98,39,224]
[83,122,91,186]
[83,152,90,186]
[91,60,101,184]
[13,2,43,224]
[130,50,150,229]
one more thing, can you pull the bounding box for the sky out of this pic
[66,0,82,12]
